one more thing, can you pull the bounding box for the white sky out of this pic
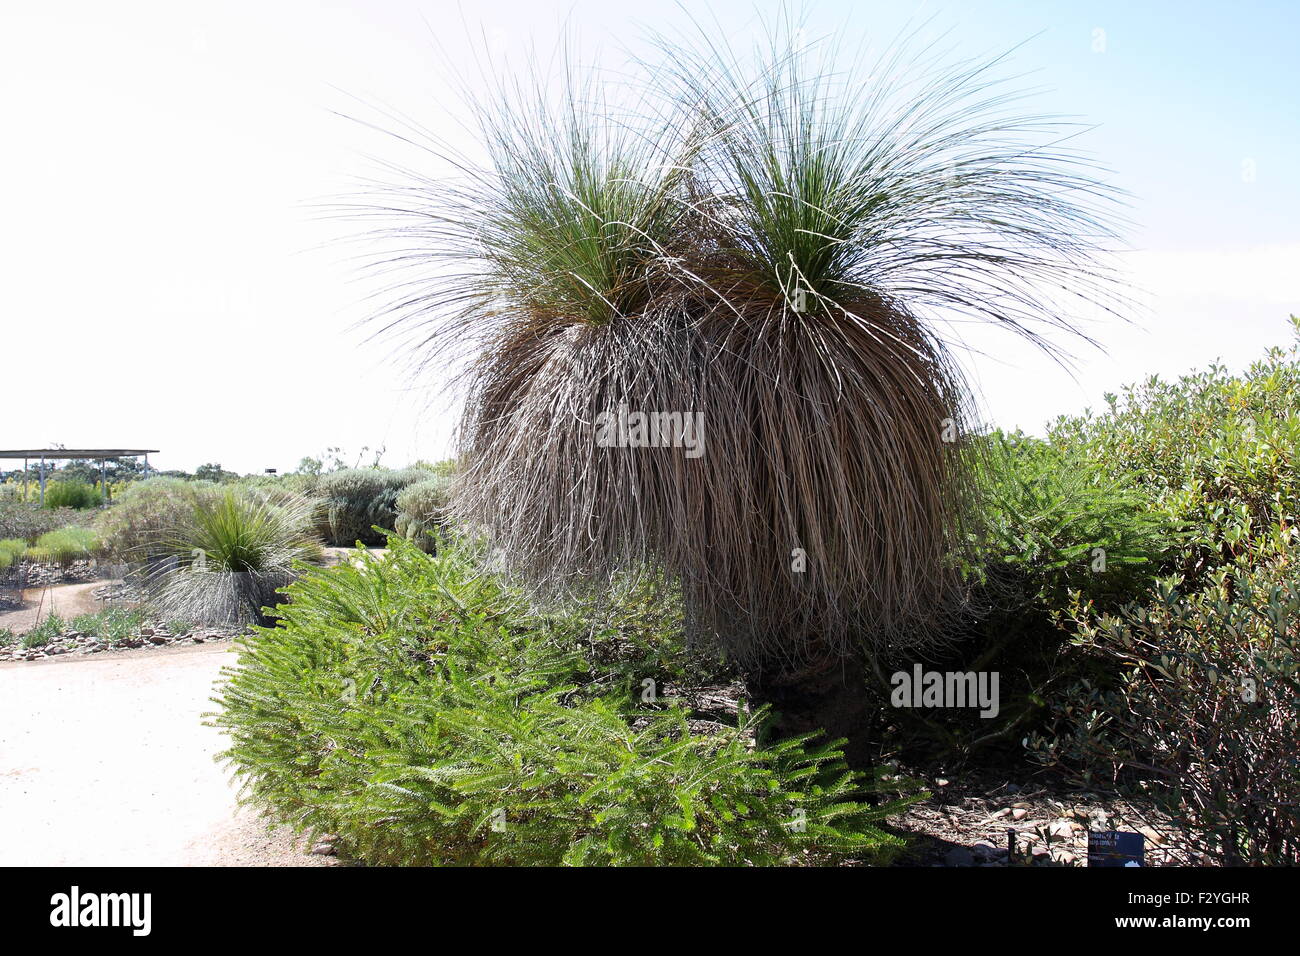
[2,1,1297,473]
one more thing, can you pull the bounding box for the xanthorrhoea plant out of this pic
[153,489,322,625]
[353,24,1125,759]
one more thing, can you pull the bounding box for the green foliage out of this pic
[0,538,27,569]
[91,477,220,560]
[0,627,15,647]
[214,537,923,865]
[195,462,239,483]
[152,489,322,626]
[990,321,1300,863]
[22,613,63,648]
[975,431,1172,609]
[25,527,101,565]
[42,480,101,510]
[1049,316,1300,585]
[70,607,147,641]
[1029,562,1299,865]
[167,490,319,574]
[394,476,453,550]
[317,468,428,547]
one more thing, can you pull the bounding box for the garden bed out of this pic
[888,770,1199,867]
[0,601,244,663]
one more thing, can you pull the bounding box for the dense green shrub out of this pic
[873,432,1173,764]
[25,527,101,565]
[42,480,101,510]
[975,431,1173,609]
[394,475,452,550]
[234,473,322,499]
[214,538,923,865]
[1029,562,1299,865]
[1010,321,1300,862]
[1049,316,1300,586]
[317,468,428,547]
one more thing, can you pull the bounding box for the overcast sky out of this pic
[2,1,1297,473]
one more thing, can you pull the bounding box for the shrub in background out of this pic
[394,475,452,551]
[870,431,1173,765]
[1029,563,1299,865]
[974,431,1172,610]
[91,477,219,561]
[42,480,101,510]
[214,538,924,865]
[24,527,102,565]
[0,501,79,543]
[0,538,27,570]
[318,468,427,547]
[1049,316,1300,586]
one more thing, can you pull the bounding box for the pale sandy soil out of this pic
[0,641,338,867]
[0,581,110,633]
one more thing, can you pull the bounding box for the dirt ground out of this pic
[0,641,338,867]
[0,581,110,634]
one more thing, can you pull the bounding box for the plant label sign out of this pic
[1088,830,1144,867]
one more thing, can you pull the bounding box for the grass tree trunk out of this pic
[747,647,876,768]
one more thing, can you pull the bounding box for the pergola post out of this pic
[100,459,108,506]
[39,456,46,506]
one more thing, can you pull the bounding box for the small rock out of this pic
[140,627,154,637]
[148,635,168,645]
[1005,783,1021,794]
[934,778,949,787]
[309,842,337,856]
[972,840,1006,862]
[1011,807,1029,821]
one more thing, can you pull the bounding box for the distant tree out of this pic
[195,462,238,483]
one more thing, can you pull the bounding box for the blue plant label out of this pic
[1088,830,1145,867]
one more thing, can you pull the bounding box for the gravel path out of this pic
[0,581,110,633]
[0,642,337,866]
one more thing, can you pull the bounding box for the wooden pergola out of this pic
[0,448,159,506]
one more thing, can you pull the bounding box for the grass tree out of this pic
[353,22,1125,760]
[153,489,322,626]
